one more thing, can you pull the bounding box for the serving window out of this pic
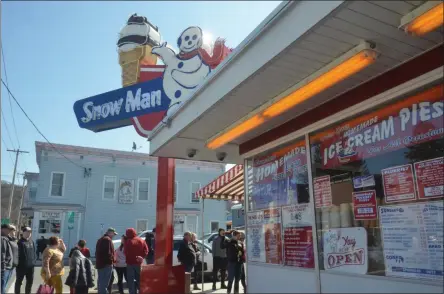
[309,84,443,281]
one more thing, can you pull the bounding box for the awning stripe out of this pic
[196,164,244,201]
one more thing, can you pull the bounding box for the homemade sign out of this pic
[251,140,308,210]
[74,14,232,137]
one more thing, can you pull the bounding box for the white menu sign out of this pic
[246,211,266,263]
[379,201,443,281]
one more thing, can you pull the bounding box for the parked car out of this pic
[113,232,226,281]
[203,230,245,244]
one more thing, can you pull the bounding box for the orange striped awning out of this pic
[196,164,246,201]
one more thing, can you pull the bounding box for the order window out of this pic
[309,84,443,280]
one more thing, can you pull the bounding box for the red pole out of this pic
[154,157,175,266]
[140,157,185,294]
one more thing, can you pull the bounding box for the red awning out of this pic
[196,164,245,201]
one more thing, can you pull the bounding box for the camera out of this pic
[187,148,197,158]
[216,152,227,162]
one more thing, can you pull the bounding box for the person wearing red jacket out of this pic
[124,228,148,294]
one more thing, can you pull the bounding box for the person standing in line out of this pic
[95,227,117,294]
[221,230,243,294]
[1,224,15,294]
[15,227,36,294]
[68,240,92,294]
[190,233,201,291]
[177,232,196,273]
[115,236,128,294]
[144,228,156,265]
[65,243,95,294]
[212,228,228,290]
[239,233,247,293]
[41,236,66,294]
[124,228,148,294]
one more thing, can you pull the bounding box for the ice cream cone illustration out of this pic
[117,13,161,87]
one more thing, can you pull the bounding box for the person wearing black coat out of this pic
[177,232,196,273]
[190,233,201,291]
[15,227,36,294]
[65,248,95,294]
[221,231,243,294]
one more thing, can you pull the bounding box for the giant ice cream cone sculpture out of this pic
[117,14,161,87]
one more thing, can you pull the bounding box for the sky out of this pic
[1,1,281,182]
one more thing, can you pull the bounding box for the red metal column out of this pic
[140,157,185,293]
[154,157,175,266]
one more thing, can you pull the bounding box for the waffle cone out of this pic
[119,45,158,87]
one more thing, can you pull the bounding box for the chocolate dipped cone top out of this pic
[117,13,161,86]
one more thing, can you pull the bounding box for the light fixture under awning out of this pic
[400,1,444,36]
[207,41,379,150]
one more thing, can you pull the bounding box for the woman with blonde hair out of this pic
[41,236,66,294]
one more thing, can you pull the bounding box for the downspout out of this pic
[82,168,92,239]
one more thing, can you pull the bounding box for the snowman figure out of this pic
[152,26,232,121]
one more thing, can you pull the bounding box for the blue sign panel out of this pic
[73,77,170,132]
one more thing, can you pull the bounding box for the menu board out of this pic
[414,157,444,200]
[250,140,308,210]
[352,190,378,220]
[246,208,283,264]
[382,164,416,203]
[323,227,368,274]
[379,201,443,281]
[314,175,332,208]
[281,204,314,268]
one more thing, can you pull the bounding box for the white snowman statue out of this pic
[152,26,231,121]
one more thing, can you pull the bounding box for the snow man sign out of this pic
[73,14,232,136]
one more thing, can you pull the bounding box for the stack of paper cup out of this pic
[340,203,352,227]
[329,205,341,228]
[321,207,330,230]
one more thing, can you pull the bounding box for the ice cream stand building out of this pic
[74,1,443,293]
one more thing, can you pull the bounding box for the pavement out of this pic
[6,266,244,294]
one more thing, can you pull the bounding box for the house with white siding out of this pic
[22,141,227,254]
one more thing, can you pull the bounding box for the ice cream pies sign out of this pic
[74,14,232,136]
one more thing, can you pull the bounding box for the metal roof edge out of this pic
[148,1,295,140]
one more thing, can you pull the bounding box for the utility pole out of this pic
[16,173,26,233]
[7,149,29,220]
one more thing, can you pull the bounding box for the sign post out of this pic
[67,212,75,247]
[1,218,10,225]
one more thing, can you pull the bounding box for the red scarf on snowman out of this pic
[178,38,233,69]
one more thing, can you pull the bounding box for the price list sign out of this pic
[352,190,378,220]
[379,201,443,281]
[314,176,332,208]
[414,157,444,200]
[246,209,283,265]
[381,164,416,203]
[281,204,314,268]
[246,211,266,263]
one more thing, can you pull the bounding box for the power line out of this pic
[1,107,16,149]
[1,136,15,165]
[1,79,86,170]
[1,43,20,148]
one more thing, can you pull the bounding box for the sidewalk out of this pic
[192,282,245,294]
